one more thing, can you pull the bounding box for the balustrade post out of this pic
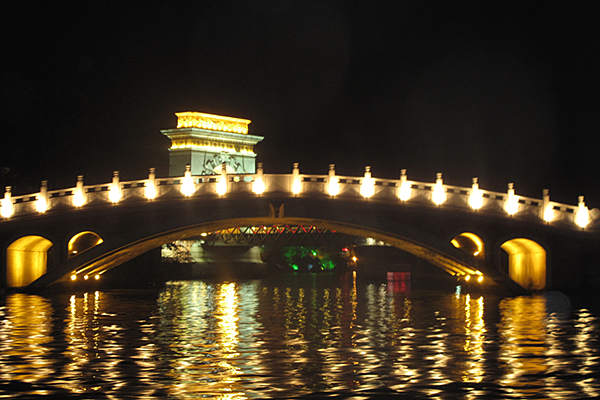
[73,175,86,207]
[432,172,446,205]
[542,188,554,222]
[505,182,519,215]
[36,180,49,213]
[0,186,14,218]
[469,177,483,210]
[216,162,228,196]
[575,195,590,228]
[360,165,375,198]
[145,168,157,200]
[327,163,340,197]
[291,162,302,195]
[252,162,265,195]
[108,171,122,203]
[398,169,411,201]
[180,164,195,197]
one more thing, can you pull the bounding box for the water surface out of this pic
[0,275,598,399]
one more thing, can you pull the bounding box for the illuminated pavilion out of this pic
[161,112,264,176]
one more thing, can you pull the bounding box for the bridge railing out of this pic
[1,167,597,231]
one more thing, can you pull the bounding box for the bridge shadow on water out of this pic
[46,250,485,298]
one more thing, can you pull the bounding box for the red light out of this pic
[341,247,349,252]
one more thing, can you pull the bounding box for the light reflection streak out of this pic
[425,309,450,386]
[63,294,89,393]
[361,284,381,390]
[572,308,600,398]
[0,294,53,385]
[216,283,242,379]
[158,282,251,399]
[462,295,485,383]
[64,291,130,396]
[390,294,416,390]
[498,296,548,397]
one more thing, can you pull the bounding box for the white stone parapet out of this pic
[1,169,597,230]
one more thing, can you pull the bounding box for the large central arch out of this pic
[60,217,483,285]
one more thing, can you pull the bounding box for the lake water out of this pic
[0,274,599,399]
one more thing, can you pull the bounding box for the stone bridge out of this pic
[1,164,598,292]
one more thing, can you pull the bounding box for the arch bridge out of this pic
[1,164,598,292]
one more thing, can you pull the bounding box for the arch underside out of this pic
[65,217,482,284]
[501,238,546,290]
[68,231,104,257]
[451,232,485,257]
[7,235,53,288]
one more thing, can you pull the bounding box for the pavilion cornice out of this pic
[161,128,264,146]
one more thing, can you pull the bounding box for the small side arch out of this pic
[6,236,54,288]
[501,238,546,290]
[451,232,485,258]
[68,231,104,258]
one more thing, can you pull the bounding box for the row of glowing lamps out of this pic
[0,162,592,228]
[463,274,485,284]
[70,272,100,282]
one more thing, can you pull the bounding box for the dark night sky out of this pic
[1,2,598,206]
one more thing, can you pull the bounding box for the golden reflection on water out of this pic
[573,308,600,398]
[158,282,250,399]
[463,295,485,384]
[498,296,548,397]
[1,280,600,399]
[494,294,600,399]
[0,294,53,385]
[215,283,244,399]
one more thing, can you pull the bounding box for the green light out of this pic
[281,246,337,272]
[321,259,335,271]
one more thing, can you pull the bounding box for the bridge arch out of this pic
[450,232,485,258]
[65,217,484,284]
[68,231,104,258]
[6,235,53,288]
[500,238,546,290]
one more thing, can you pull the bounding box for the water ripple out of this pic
[0,278,599,399]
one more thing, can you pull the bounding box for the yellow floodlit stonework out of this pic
[505,183,519,215]
[327,164,340,197]
[176,112,251,134]
[291,163,302,195]
[501,238,546,290]
[360,166,375,198]
[252,163,265,195]
[73,176,86,207]
[108,171,122,204]
[469,178,483,210]
[6,235,53,288]
[397,169,412,201]
[36,181,49,213]
[35,196,48,214]
[145,168,157,200]
[180,165,196,197]
[575,196,590,228]
[169,141,256,155]
[432,173,447,205]
[1,187,14,218]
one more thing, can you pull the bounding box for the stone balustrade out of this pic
[1,165,597,231]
